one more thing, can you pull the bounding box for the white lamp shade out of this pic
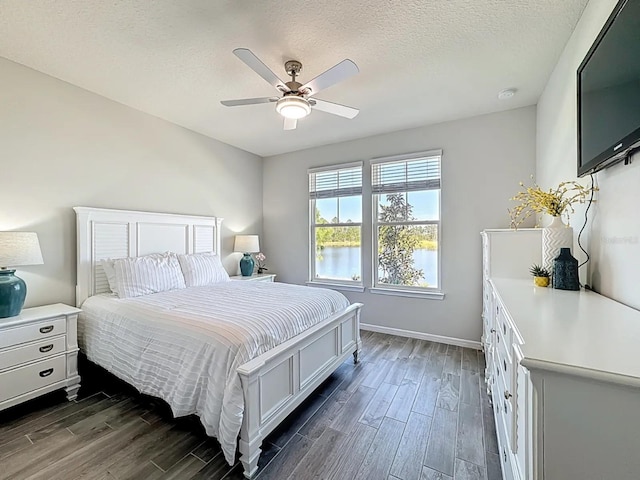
[234,235,260,253]
[0,232,44,268]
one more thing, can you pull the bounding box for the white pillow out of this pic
[177,252,230,287]
[100,258,118,295]
[113,252,186,299]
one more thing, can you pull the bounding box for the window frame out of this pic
[370,150,442,296]
[308,162,364,288]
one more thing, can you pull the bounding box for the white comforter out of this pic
[78,281,350,464]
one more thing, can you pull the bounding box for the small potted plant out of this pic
[529,264,551,287]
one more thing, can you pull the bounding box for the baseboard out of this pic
[360,323,482,350]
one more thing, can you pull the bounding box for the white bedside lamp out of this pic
[234,235,260,277]
[0,232,44,318]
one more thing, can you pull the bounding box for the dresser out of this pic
[482,229,640,480]
[0,304,81,411]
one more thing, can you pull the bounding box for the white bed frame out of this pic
[74,207,362,478]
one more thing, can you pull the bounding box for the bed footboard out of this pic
[237,302,362,478]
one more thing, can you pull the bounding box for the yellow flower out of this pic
[508,179,598,229]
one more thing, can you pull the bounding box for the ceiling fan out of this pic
[221,48,360,130]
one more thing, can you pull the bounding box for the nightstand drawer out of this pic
[0,336,66,371]
[0,355,66,403]
[0,317,66,350]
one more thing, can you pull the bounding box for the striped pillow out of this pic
[113,252,186,299]
[177,252,230,287]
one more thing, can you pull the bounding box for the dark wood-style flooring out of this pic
[0,331,501,480]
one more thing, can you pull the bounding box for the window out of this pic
[309,163,362,284]
[372,151,441,291]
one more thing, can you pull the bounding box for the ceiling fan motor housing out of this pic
[284,81,303,94]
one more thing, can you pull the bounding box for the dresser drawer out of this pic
[501,379,514,449]
[494,396,511,479]
[495,301,513,356]
[0,317,66,349]
[484,344,494,380]
[493,376,514,464]
[497,337,514,394]
[0,355,66,403]
[0,336,66,371]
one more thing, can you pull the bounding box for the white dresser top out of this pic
[491,278,640,386]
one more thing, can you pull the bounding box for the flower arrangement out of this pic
[508,177,598,228]
[255,252,267,274]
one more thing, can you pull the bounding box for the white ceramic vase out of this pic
[541,216,573,272]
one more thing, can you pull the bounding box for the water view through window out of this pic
[314,193,439,287]
[315,246,438,286]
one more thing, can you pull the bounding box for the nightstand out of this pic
[0,303,81,412]
[230,273,276,282]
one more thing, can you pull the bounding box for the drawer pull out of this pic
[503,323,507,335]
[504,359,507,372]
[504,390,512,400]
[490,328,496,333]
[39,368,54,378]
[39,344,54,353]
[39,325,54,334]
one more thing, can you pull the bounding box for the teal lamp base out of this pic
[239,253,255,277]
[0,269,27,318]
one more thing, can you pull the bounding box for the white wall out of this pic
[0,58,263,309]
[264,106,536,342]
[537,0,640,310]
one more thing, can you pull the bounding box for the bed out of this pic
[74,207,362,478]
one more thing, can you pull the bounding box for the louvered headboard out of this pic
[74,207,223,307]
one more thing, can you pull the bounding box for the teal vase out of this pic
[0,269,27,318]
[240,253,255,276]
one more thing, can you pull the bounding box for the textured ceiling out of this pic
[0,0,589,157]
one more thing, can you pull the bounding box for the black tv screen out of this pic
[577,0,640,177]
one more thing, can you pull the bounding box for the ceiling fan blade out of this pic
[310,98,359,119]
[283,117,297,130]
[221,97,278,107]
[300,59,359,96]
[233,48,291,92]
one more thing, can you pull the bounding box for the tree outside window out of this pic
[373,152,441,290]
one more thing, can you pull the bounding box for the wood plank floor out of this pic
[0,332,501,480]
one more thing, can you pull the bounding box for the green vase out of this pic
[0,269,27,318]
[240,253,255,276]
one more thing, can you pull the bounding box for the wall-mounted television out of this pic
[577,0,640,177]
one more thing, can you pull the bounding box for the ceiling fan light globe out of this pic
[276,96,311,119]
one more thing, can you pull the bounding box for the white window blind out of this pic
[309,165,362,199]
[371,154,441,195]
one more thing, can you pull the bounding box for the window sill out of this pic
[369,287,445,300]
[306,281,366,293]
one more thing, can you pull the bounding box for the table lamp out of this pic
[0,232,44,318]
[234,235,259,276]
